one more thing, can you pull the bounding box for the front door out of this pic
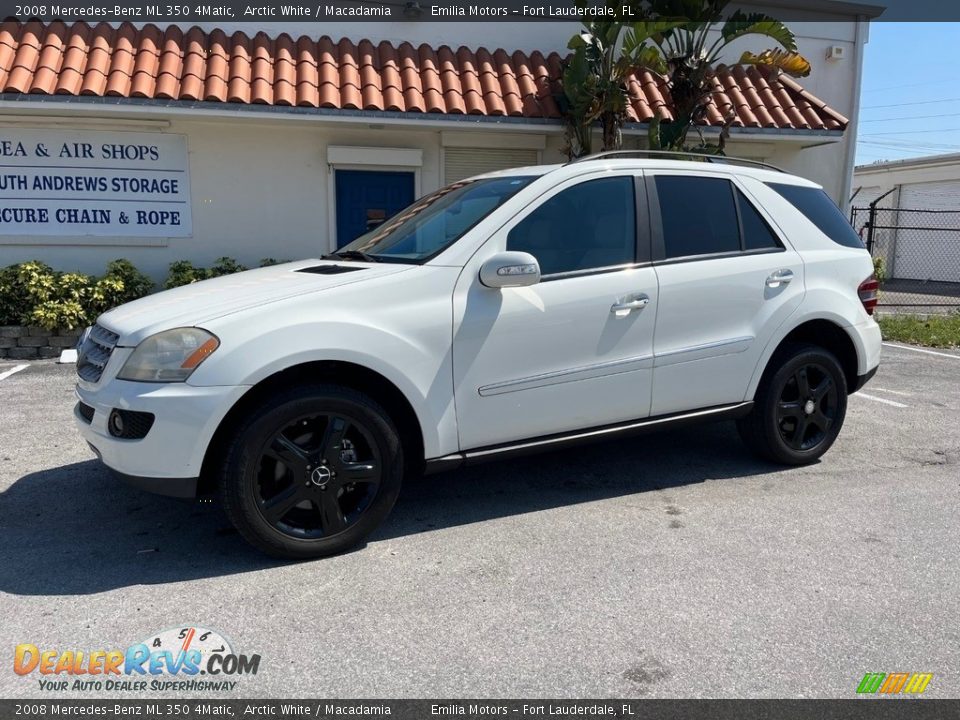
[335,170,415,247]
[453,173,658,451]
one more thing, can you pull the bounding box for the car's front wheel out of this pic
[219,384,404,559]
[737,342,848,465]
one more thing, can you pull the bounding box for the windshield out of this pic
[335,175,535,262]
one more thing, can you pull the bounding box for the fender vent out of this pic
[76,402,95,424]
[296,264,365,275]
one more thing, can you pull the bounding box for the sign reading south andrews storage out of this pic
[0,129,191,238]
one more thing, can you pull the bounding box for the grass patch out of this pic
[877,313,960,348]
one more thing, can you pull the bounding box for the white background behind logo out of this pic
[0,129,192,239]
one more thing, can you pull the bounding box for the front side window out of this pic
[337,175,535,262]
[507,176,636,276]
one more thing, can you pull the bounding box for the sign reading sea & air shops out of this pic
[0,129,191,239]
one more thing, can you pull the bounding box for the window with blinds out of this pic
[443,147,539,184]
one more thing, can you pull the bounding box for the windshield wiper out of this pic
[322,250,383,263]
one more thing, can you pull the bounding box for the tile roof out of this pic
[0,21,848,131]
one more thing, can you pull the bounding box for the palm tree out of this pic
[558,0,812,158]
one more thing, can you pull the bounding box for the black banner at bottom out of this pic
[2,700,960,720]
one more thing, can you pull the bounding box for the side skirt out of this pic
[423,401,754,474]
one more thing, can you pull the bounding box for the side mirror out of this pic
[479,251,541,289]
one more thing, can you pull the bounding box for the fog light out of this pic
[109,412,125,436]
[107,409,155,440]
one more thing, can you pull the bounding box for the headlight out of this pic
[117,328,219,383]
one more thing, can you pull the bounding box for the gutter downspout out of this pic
[840,16,868,214]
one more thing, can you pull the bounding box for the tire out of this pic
[218,383,404,559]
[737,342,848,465]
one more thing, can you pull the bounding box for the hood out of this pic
[98,259,411,345]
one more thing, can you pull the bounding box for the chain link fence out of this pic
[850,206,960,314]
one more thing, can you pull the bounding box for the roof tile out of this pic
[0,20,848,132]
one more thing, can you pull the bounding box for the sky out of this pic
[855,22,960,166]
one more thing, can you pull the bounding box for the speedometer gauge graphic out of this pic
[139,626,234,668]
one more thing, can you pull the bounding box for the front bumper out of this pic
[75,377,248,496]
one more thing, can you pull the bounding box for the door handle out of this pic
[611,294,650,317]
[765,269,794,288]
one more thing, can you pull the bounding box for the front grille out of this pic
[76,401,95,423]
[77,324,119,383]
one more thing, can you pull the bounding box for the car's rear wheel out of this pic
[737,343,848,465]
[219,384,403,559]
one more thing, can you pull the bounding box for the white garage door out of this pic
[850,185,884,233]
[894,180,960,282]
[444,147,539,184]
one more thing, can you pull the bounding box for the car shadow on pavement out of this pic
[0,421,781,595]
[377,420,783,542]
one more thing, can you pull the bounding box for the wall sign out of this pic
[0,129,191,238]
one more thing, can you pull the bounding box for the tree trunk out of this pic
[601,113,622,152]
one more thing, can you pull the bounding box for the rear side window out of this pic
[767,182,864,249]
[655,176,740,258]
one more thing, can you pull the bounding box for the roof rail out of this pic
[566,150,786,173]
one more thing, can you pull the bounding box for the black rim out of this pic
[254,413,382,539]
[776,362,839,452]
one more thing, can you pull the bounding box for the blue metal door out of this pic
[334,170,416,247]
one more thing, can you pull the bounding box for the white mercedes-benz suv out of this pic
[74,152,881,558]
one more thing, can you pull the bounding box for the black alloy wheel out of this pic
[219,384,404,559]
[737,342,848,465]
[257,413,382,539]
[774,362,839,452]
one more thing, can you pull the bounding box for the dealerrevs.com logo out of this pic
[14,626,260,693]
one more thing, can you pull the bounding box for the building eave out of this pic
[855,152,960,174]
[0,94,846,142]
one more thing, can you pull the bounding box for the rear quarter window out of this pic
[766,182,864,249]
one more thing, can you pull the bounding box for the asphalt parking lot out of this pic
[1,344,958,699]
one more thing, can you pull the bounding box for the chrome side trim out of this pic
[423,401,754,474]
[478,353,654,397]
[653,336,754,367]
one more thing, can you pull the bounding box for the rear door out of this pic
[646,171,805,416]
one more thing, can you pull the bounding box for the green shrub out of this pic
[20,270,94,331]
[164,260,210,289]
[259,258,290,267]
[872,255,886,284]
[0,261,45,325]
[105,259,153,301]
[164,257,250,288]
[209,256,248,277]
[88,259,153,313]
[0,258,154,330]
[28,299,88,331]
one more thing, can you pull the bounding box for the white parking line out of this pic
[883,342,960,360]
[871,387,912,397]
[0,363,29,381]
[856,392,909,408]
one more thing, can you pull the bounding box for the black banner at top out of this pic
[2,0,960,22]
